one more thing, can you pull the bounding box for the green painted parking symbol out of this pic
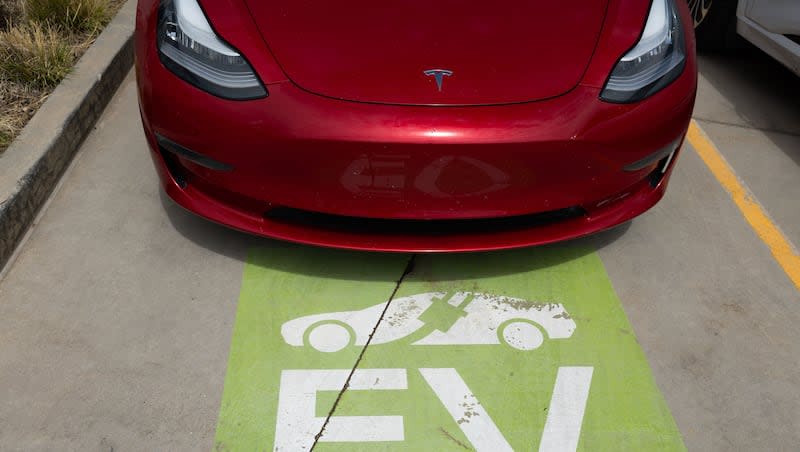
[214,246,685,451]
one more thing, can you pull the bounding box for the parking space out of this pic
[216,247,683,451]
[1,51,799,451]
[694,49,800,246]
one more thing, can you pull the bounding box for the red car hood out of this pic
[243,1,609,106]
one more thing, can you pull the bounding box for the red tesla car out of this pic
[135,0,697,252]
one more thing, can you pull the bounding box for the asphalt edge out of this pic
[0,0,136,271]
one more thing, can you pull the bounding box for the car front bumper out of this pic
[136,30,696,252]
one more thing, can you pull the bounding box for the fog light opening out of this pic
[159,149,188,188]
[156,134,234,172]
[648,150,677,187]
[660,148,677,174]
[623,137,682,173]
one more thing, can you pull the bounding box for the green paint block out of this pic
[213,245,412,452]
[215,245,685,452]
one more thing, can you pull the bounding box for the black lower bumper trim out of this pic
[265,206,586,236]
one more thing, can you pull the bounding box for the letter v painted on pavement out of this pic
[421,367,594,452]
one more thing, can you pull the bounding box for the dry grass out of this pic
[0,0,123,152]
[0,80,46,149]
[0,21,76,88]
[0,0,23,29]
[26,0,109,34]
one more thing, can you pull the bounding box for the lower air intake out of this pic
[264,206,586,236]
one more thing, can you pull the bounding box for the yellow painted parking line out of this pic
[688,120,800,292]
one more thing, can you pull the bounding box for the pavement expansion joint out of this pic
[693,116,800,137]
[310,253,418,450]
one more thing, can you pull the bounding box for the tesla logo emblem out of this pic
[423,69,453,92]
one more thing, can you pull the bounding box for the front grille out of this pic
[264,206,586,236]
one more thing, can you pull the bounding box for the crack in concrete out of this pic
[693,116,800,138]
[309,254,417,451]
[438,426,472,450]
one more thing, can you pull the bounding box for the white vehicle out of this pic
[690,0,800,75]
[281,292,577,353]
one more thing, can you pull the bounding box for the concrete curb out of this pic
[0,0,136,271]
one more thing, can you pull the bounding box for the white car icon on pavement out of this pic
[281,292,576,353]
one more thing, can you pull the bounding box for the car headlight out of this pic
[600,0,686,103]
[157,0,267,100]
